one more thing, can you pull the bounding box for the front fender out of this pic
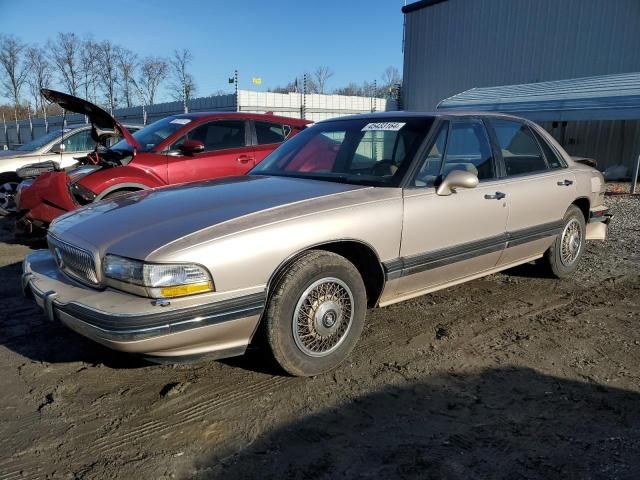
[78,166,165,199]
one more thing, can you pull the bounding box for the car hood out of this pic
[49,175,369,259]
[41,89,141,150]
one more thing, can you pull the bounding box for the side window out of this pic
[61,129,95,153]
[177,120,245,152]
[255,121,285,145]
[491,120,549,176]
[532,128,564,169]
[443,119,495,180]
[414,123,448,187]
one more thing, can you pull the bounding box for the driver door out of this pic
[167,120,253,184]
[396,118,509,299]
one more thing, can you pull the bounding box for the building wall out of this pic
[402,0,640,171]
[403,0,640,111]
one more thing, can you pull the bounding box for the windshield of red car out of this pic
[250,117,433,186]
[110,116,190,153]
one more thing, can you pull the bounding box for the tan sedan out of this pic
[23,112,611,376]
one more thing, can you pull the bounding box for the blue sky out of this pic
[2,0,406,102]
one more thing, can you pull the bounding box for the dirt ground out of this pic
[0,195,638,480]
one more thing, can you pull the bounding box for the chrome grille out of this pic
[47,235,99,286]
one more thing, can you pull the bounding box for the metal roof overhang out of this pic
[436,72,640,122]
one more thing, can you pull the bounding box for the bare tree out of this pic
[96,40,119,112]
[116,47,137,108]
[0,35,28,141]
[79,38,100,103]
[25,46,52,117]
[169,49,196,112]
[313,66,333,94]
[48,32,82,95]
[381,66,401,96]
[133,56,168,105]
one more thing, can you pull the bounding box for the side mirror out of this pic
[50,143,66,154]
[179,139,205,155]
[436,170,479,196]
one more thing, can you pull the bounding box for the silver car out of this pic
[0,123,142,215]
[22,112,611,376]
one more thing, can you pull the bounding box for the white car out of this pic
[0,124,141,215]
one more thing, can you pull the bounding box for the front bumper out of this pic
[22,250,265,359]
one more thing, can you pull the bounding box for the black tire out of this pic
[265,250,367,377]
[0,173,20,216]
[541,205,586,278]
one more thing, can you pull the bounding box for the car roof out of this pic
[317,110,530,123]
[169,112,311,126]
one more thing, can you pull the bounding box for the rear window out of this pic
[255,122,287,145]
[491,120,548,176]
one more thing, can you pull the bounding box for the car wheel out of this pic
[264,250,367,377]
[0,173,20,216]
[541,205,586,278]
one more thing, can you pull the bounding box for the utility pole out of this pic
[234,69,239,112]
[302,73,307,120]
[27,104,33,141]
[183,82,188,114]
[2,112,8,149]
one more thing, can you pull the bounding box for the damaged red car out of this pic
[17,89,310,233]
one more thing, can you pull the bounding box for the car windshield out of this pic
[250,117,432,187]
[110,116,190,153]
[14,129,69,152]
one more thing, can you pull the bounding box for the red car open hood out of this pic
[41,89,141,150]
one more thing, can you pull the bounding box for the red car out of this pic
[18,89,310,233]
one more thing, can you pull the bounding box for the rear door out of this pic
[167,120,252,183]
[251,120,295,166]
[396,118,509,299]
[487,119,577,266]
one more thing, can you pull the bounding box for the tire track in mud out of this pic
[0,375,297,477]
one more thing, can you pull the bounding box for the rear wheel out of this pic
[0,173,20,216]
[264,250,367,376]
[541,205,586,278]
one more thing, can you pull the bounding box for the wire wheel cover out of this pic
[293,277,354,357]
[560,218,582,266]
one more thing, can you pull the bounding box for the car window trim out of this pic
[401,118,448,189]
[529,124,568,170]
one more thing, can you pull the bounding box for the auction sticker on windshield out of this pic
[361,122,406,132]
[170,119,191,125]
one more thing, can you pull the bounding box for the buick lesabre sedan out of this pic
[23,112,611,376]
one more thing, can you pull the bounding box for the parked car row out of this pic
[17,89,611,376]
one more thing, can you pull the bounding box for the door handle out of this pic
[557,179,574,186]
[484,191,506,200]
[237,155,253,164]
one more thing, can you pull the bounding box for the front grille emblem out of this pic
[54,247,64,269]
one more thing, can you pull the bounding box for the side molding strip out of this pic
[383,221,563,280]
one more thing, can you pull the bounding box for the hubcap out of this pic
[560,218,582,266]
[293,277,354,357]
[0,181,19,212]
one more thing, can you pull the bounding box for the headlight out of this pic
[103,254,214,298]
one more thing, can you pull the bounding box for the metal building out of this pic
[402,0,640,172]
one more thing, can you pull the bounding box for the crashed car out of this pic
[0,122,141,215]
[17,89,309,233]
[23,112,612,376]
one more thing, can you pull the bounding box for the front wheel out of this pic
[0,173,20,216]
[541,204,586,278]
[264,250,367,376]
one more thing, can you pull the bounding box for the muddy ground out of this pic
[0,195,638,480]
